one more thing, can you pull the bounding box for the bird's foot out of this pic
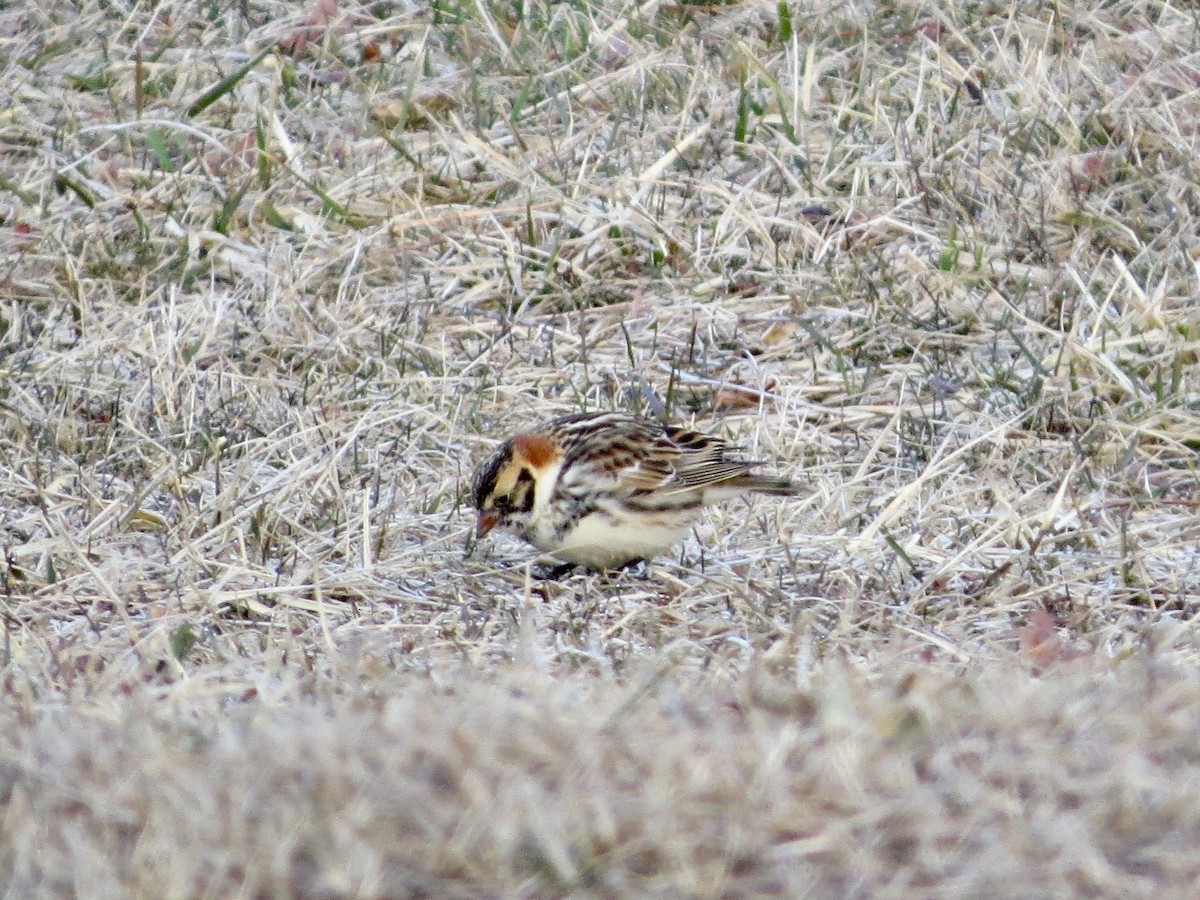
[531,561,580,581]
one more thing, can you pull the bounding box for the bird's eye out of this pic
[492,494,511,513]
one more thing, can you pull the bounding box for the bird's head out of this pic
[470,433,560,538]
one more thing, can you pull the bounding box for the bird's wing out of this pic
[657,425,759,492]
[553,414,754,499]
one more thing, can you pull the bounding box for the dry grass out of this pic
[3,0,1200,895]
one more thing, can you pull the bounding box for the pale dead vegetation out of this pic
[2,0,1200,895]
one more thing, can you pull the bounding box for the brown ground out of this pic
[3,0,1200,896]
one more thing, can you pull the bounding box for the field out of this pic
[4,0,1200,895]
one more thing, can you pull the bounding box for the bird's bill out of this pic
[475,512,498,538]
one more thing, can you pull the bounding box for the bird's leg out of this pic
[531,561,579,581]
[614,558,652,580]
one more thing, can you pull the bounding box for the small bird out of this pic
[470,411,800,570]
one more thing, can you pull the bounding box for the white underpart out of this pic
[550,502,695,568]
[531,455,565,512]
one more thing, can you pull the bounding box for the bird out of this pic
[469,411,800,570]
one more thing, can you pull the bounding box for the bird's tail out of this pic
[736,474,800,496]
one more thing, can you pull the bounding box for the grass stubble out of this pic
[2,0,1200,895]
